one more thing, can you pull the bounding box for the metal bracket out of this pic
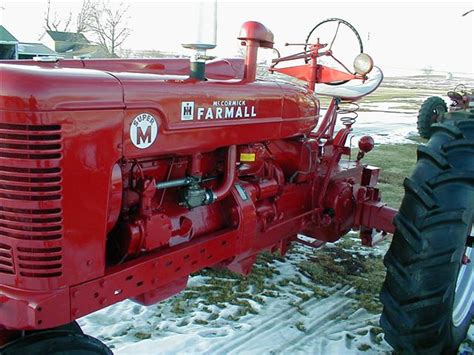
[234,183,249,201]
[295,234,326,249]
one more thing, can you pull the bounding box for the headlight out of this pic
[353,53,374,75]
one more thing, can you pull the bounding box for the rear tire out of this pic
[417,96,448,139]
[380,118,474,353]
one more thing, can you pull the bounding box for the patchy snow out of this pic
[319,102,419,145]
[350,111,417,145]
[382,75,474,91]
[330,109,418,145]
[114,288,382,355]
[80,238,473,354]
[80,242,393,354]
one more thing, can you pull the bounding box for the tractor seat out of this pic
[315,66,384,101]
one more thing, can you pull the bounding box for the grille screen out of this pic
[0,123,63,278]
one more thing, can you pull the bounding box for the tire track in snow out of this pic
[205,286,353,354]
[279,306,380,353]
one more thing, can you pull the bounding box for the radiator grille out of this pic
[0,123,63,278]
[0,242,14,275]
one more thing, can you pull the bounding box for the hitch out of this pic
[353,178,397,245]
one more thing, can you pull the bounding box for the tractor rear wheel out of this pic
[380,118,474,353]
[417,96,448,139]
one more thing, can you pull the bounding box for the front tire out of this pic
[0,322,111,355]
[417,96,448,139]
[380,118,474,353]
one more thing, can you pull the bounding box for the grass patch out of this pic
[295,321,306,332]
[134,332,152,340]
[166,253,286,322]
[357,343,371,351]
[298,248,386,313]
[317,86,442,108]
[358,86,441,104]
[193,319,209,325]
[362,143,418,208]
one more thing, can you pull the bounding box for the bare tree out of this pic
[88,2,131,56]
[75,0,96,34]
[421,66,434,76]
[43,0,131,56]
[44,0,97,34]
[44,0,73,32]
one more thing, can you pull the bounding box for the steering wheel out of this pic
[448,84,467,102]
[304,18,364,85]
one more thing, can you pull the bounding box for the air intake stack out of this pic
[238,21,274,82]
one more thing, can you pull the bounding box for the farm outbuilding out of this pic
[17,42,57,59]
[1,25,58,60]
[39,30,89,53]
[0,25,18,59]
[39,30,112,58]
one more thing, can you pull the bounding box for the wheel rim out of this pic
[432,106,446,123]
[453,222,474,327]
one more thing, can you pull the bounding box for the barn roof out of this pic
[62,44,112,58]
[0,25,18,43]
[46,30,89,43]
[18,42,57,56]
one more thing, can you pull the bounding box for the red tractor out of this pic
[0,19,472,354]
[417,84,474,138]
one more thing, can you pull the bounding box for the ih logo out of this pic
[181,101,194,121]
[130,113,158,149]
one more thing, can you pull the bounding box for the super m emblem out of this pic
[130,113,158,149]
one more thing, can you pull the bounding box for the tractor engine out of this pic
[0,21,394,339]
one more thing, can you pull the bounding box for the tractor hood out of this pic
[0,59,319,156]
[0,63,125,112]
[0,59,246,111]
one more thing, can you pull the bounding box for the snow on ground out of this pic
[336,110,418,145]
[80,239,474,355]
[324,98,421,145]
[80,240,393,354]
[114,288,381,355]
[382,74,474,91]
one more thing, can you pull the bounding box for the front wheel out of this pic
[0,322,112,355]
[417,96,448,139]
[381,118,474,353]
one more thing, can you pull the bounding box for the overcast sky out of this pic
[1,0,473,75]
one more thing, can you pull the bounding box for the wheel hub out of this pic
[431,105,445,123]
[453,223,474,327]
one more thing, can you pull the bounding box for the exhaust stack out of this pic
[238,21,274,82]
